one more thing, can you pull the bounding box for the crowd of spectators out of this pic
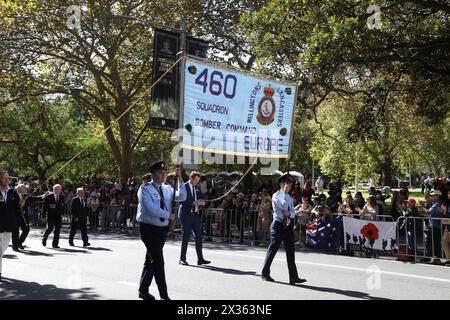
[10,172,450,264]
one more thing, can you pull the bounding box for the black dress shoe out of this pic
[42,239,47,247]
[83,243,91,247]
[12,247,20,252]
[179,260,189,266]
[18,245,25,250]
[69,241,74,247]
[52,245,60,249]
[261,275,275,282]
[197,259,211,265]
[290,277,307,285]
[138,292,155,300]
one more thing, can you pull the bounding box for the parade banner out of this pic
[150,28,180,130]
[343,217,397,254]
[182,56,297,158]
[150,30,209,130]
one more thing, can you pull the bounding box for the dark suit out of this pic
[12,195,39,248]
[0,189,21,233]
[69,197,89,244]
[1,188,21,274]
[179,182,204,262]
[42,193,65,246]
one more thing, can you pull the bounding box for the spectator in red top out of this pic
[302,179,315,203]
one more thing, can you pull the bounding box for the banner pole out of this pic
[169,16,187,236]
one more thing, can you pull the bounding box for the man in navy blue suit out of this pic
[178,171,211,266]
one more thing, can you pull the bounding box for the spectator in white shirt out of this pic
[315,176,324,194]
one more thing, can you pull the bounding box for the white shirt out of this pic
[189,182,198,213]
[272,190,295,223]
[136,180,187,227]
[315,178,324,188]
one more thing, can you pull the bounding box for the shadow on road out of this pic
[189,264,257,276]
[2,254,18,259]
[84,247,113,252]
[274,282,391,300]
[27,229,141,241]
[0,277,100,300]
[48,248,91,254]
[20,250,54,257]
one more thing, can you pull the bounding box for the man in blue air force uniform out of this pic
[136,160,186,300]
[261,174,307,285]
[178,171,211,266]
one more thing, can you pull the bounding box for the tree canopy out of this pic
[0,0,448,186]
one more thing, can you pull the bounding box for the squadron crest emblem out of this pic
[257,86,276,125]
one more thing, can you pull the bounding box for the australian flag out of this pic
[306,215,343,251]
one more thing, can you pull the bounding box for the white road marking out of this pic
[164,245,450,284]
[117,281,139,287]
[6,262,29,268]
[117,281,158,292]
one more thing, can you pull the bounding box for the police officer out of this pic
[261,174,307,285]
[42,184,65,248]
[136,161,186,300]
[178,171,211,266]
[0,170,21,280]
[69,187,90,247]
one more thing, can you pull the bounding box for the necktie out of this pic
[192,185,198,213]
[159,186,166,223]
[81,198,84,207]
[159,186,165,210]
[286,203,291,226]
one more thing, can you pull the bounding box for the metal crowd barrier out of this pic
[396,216,450,263]
[332,212,394,222]
[25,201,140,233]
[169,208,274,246]
[24,201,450,265]
[99,204,138,233]
[27,201,45,227]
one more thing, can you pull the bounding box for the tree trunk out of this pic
[119,151,133,181]
[101,110,135,180]
[36,167,47,191]
[381,159,393,187]
[117,111,134,180]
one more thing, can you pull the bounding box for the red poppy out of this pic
[360,223,379,240]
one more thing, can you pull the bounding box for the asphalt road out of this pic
[1,228,449,300]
